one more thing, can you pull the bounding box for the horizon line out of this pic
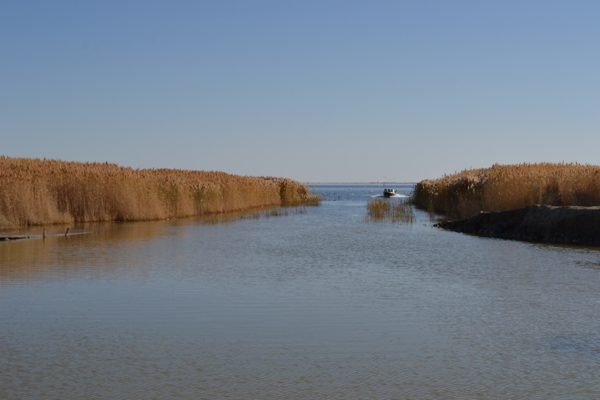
[303,181,417,185]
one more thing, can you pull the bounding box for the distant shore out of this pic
[435,205,600,247]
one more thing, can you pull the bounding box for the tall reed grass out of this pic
[413,163,600,219]
[0,156,320,229]
[366,198,415,223]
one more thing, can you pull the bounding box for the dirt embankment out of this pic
[435,205,600,247]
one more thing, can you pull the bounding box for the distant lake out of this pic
[2,184,600,399]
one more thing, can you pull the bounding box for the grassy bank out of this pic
[412,163,600,219]
[0,156,319,229]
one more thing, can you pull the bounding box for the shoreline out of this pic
[0,229,90,241]
[435,205,600,247]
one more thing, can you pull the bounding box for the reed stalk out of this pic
[412,163,600,219]
[0,156,320,229]
[366,198,415,223]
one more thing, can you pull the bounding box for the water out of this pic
[2,184,600,399]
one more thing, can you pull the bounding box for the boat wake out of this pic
[371,194,409,198]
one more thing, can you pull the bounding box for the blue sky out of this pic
[2,1,599,182]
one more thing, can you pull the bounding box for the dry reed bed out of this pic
[412,163,600,219]
[0,156,319,229]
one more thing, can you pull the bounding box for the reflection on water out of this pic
[2,184,600,399]
[0,206,303,281]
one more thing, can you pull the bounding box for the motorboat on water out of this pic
[383,188,396,197]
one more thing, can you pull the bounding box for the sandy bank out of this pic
[435,205,600,247]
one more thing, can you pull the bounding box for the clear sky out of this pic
[2,1,599,182]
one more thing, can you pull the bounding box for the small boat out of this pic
[383,188,396,197]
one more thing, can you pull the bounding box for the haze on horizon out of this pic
[2,1,599,183]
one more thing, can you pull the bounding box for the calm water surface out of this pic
[2,184,600,399]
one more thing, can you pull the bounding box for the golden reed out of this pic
[366,198,415,224]
[0,156,319,229]
[413,163,600,219]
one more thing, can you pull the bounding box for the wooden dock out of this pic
[0,229,90,241]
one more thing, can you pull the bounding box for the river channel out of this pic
[2,184,600,399]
